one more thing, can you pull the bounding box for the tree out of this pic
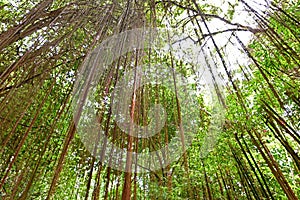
[0,0,299,199]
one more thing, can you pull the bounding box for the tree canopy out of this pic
[0,0,299,199]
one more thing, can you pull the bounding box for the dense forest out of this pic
[0,0,299,199]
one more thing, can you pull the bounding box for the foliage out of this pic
[0,0,299,199]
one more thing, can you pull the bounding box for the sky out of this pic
[198,0,271,79]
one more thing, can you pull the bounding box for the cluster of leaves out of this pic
[0,0,299,199]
